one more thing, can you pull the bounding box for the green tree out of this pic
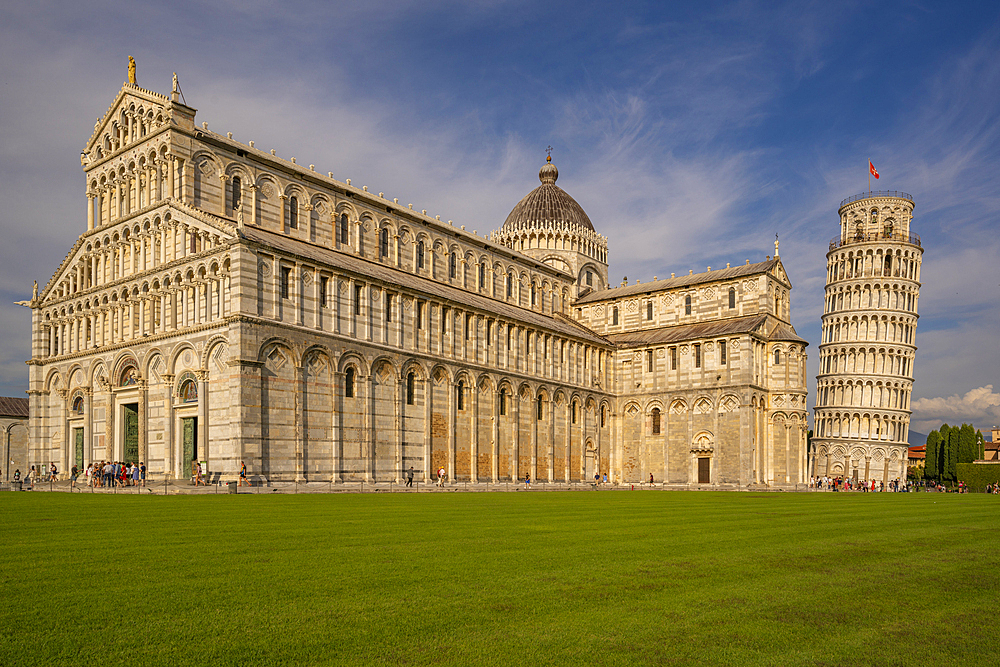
[946,426,960,481]
[939,424,952,479]
[958,424,977,464]
[925,430,940,479]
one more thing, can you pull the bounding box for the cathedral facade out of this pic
[24,71,809,488]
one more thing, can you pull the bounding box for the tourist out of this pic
[239,461,250,487]
[524,472,531,488]
[71,464,78,489]
[406,467,414,487]
[140,462,146,487]
[12,469,20,484]
[132,464,140,486]
[437,467,445,487]
[603,472,608,484]
[50,462,58,482]
[195,460,205,486]
[649,473,654,485]
[27,465,36,489]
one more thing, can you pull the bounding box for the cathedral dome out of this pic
[500,157,595,233]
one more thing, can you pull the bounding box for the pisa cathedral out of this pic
[24,68,810,488]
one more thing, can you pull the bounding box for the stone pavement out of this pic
[4,478,808,494]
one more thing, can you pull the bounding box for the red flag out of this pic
[869,161,879,179]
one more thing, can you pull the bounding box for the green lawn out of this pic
[1,491,997,666]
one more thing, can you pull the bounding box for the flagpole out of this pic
[868,158,870,193]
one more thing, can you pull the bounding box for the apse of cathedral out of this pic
[24,66,809,487]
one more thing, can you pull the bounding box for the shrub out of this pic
[955,463,1000,492]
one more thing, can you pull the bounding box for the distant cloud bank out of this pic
[911,385,1000,432]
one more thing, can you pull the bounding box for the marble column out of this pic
[162,374,174,477]
[197,370,209,472]
[295,365,306,482]
[470,381,478,482]
[83,387,93,469]
[137,380,148,467]
[423,377,432,484]
[104,381,114,461]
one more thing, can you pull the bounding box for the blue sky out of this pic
[1,0,998,433]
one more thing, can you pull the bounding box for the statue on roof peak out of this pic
[128,56,136,85]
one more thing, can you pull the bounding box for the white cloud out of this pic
[911,386,1000,433]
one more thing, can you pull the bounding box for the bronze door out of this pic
[698,457,710,484]
[182,417,197,478]
[74,428,84,470]
[123,404,139,463]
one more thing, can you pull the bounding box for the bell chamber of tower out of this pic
[490,157,609,298]
[811,191,923,484]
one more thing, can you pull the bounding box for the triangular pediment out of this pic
[770,258,791,288]
[84,83,170,156]
[38,200,236,307]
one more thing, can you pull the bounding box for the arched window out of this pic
[339,214,349,245]
[72,396,84,415]
[586,271,593,287]
[600,405,606,428]
[179,378,198,403]
[694,343,701,368]
[651,408,661,435]
[729,287,736,309]
[612,306,619,326]
[775,295,780,315]
[416,241,424,269]
[499,387,507,416]
[685,295,692,316]
[345,367,355,398]
[774,349,781,365]
[647,301,653,320]
[479,263,486,289]
[720,340,727,365]
[449,252,456,279]
[572,401,577,424]
[507,273,513,298]
[536,395,543,421]
[531,283,537,306]
[231,176,241,211]
[457,380,465,411]
[379,228,389,258]
[288,196,298,229]
[406,372,415,405]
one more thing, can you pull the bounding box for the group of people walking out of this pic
[811,476,907,492]
[11,463,61,488]
[82,461,146,488]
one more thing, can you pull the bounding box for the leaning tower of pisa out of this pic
[812,191,923,483]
